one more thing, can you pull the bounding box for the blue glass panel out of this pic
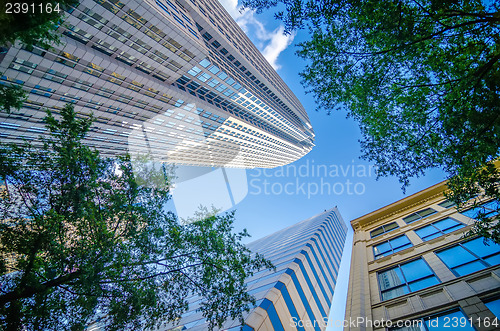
[275,282,304,331]
[378,268,404,291]
[208,65,220,74]
[374,242,391,255]
[382,286,408,300]
[408,276,439,292]
[390,235,410,249]
[442,224,462,234]
[423,233,442,241]
[313,235,334,269]
[393,243,412,253]
[401,259,433,282]
[454,261,487,276]
[311,238,336,284]
[483,200,500,212]
[485,253,500,266]
[463,238,500,259]
[434,218,458,230]
[462,207,479,219]
[260,299,285,331]
[300,251,330,303]
[425,310,475,330]
[294,259,327,318]
[436,246,476,268]
[415,225,438,239]
[199,58,210,67]
[485,298,500,318]
[306,244,334,294]
[285,269,321,331]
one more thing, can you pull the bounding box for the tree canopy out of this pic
[0,0,77,113]
[0,0,76,48]
[0,104,271,330]
[243,0,500,242]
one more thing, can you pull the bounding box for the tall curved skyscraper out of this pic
[0,0,314,168]
[161,207,347,330]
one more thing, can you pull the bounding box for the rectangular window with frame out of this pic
[438,200,456,208]
[378,258,439,301]
[462,200,499,220]
[403,208,437,224]
[435,237,500,277]
[373,235,412,260]
[370,222,399,238]
[414,218,465,241]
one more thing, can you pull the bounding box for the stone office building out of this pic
[345,182,500,331]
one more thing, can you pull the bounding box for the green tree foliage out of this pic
[0,104,271,330]
[0,85,26,114]
[0,0,77,48]
[0,0,77,112]
[243,0,500,242]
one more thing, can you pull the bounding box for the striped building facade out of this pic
[170,207,348,330]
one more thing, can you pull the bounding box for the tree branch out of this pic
[0,270,82,305]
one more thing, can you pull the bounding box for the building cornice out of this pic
[351,180,448,230]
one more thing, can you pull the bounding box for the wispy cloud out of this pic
[219,0,294,70]
[262,26,295,70]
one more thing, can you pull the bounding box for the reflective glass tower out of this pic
[0,0,314,168]
[168,207,348,330]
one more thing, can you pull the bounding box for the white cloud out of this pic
[218,0,294,70]
[262,26,295,70]
[218,0,240,18]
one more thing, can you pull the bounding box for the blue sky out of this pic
[175,1,447,328]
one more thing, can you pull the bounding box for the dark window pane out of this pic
[385,222,398,231]
[370,227,384,238]
[403,214,420,224]
[418,208,436,218]
[438,200,456,208]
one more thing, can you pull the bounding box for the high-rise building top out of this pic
[0,0,314,168]
[165,207,347,330]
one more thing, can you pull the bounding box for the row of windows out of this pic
[183,60,304,145]
[373,217,465,259]
[370,200,498,238]
[196,23,304,127]
[390,298,499,330]
[194,0,299,113]
[378,237,500,301]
